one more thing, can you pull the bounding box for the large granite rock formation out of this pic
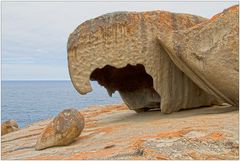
[67,6,238,113]
[158,5,239,107]
[35,108,85,150]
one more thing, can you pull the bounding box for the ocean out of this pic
[1,81,122,128]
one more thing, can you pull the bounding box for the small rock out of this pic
[35,108,85,150]
[1,119,19,136]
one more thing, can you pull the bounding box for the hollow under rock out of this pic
[90,64,161,112]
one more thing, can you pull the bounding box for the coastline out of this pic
[1,80,122,128]
[1,103,239,160]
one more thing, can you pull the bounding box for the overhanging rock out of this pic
[67,9,227,113]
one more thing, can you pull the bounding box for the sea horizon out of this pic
[2,80,122,127]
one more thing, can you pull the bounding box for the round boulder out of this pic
[35,108,85,150]
[1,119,19,136]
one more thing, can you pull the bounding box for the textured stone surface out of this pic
[90,64,161,112]
[1,120,19,136]
[35,108,84,150]
[1,104,238,159]
[67,10,220,113]
[159,5,239,106]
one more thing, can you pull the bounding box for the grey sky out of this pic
[2,1,238,80]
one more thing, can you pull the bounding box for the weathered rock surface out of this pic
[1,104,238,159]
[159,5,239,106]
[67,10,221,113]
[1,119,19,136]
[35,108,84,150]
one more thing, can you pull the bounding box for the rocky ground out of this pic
[1,104,239,160]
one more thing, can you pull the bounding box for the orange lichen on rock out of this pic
[153,128,191,138]
[198,131,224,141]
[81,104,127,118]
[64,145,128,160]
[67,7,222,114]
[1,103,238,159]
[27,155,64,160]
[159,5,239,106]
[35,109,85,150]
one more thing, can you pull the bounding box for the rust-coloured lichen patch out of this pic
[1,103,238,159]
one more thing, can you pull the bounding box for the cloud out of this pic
[2,1,238,80]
